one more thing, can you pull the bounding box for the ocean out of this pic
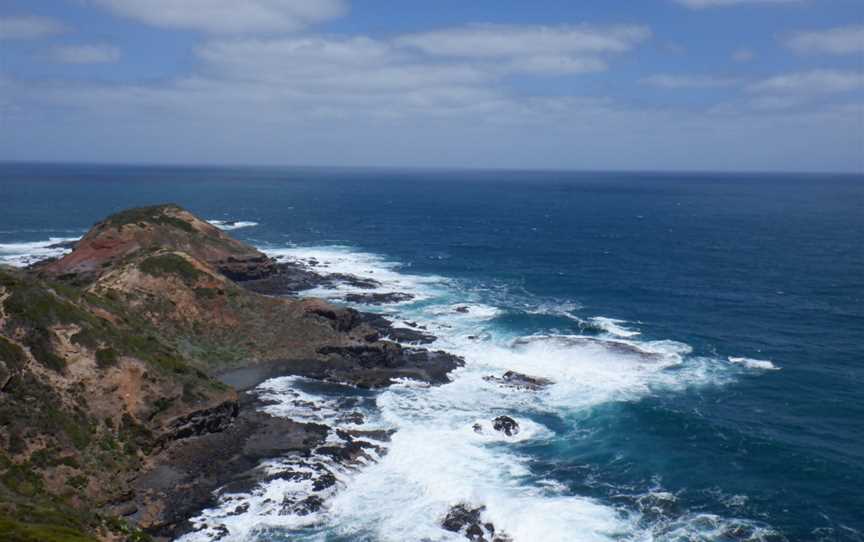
[1,163,862,541]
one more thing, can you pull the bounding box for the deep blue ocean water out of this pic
[1,163,862,541]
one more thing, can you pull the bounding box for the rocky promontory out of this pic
[0,204,462,540]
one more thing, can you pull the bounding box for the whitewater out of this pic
[168,243,781,542]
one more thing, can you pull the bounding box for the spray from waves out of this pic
[523,303,640,339]
[177,244,782,542]
[266,245,450,303]
[0,237,80,267]
[178,376,389,542]
[208,220,260,231]
[728,356,780,371]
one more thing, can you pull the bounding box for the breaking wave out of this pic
[0,236,80,267]
[208,220,260,231]
[174,244,780,542]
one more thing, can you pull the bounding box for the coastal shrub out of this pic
[0,267,20,288]
[5,286,90,328]
[24,329,65,373]
[95,348,118,369]
[193,286,219,299]
[104,516,154,542]
[70,329,98,349]
[0,514,95,542]
[0,336,27,371]
[140,253,204,283]
[119,413,154,455]
[66,475,87,490]
[1,462,44,498]
[103,204,195,233]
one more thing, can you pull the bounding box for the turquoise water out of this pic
[1,163,862,541]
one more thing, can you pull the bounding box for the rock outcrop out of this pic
[442,504,512,542]
[483,370,554,391]
[492,416,520,437]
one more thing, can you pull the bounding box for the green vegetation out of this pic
[0,515,96,542]
[140,253,204,283]
[102,204,195,233]
[0,266,21,288]
[24,329,66,373]
[4,285,93,330]
[94,348,118,369]
[0,336,27,371]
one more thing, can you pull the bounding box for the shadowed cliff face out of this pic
[0,204,461,540]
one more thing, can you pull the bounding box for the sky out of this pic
[0,0,862,173]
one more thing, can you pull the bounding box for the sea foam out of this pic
[728,356,780,371]
[207,220,260,231]
[0,237,80,267]
[176,243,774,541]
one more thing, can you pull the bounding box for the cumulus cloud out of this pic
[503,55,607,75]
[749,70,864,94]
[0,15,65,40]
[673,0,800,8]
[641,74,740,88]
[196,36,490,94]
[393,23,650,76]
[397,24,651,57]
[50,44,121,64]
[89,0,348,34]
[786,25,864,55]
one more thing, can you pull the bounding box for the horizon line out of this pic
[0,159,862,178]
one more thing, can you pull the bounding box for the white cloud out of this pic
[0,15,65,40]
[674,0,800,8]
[503,55,608,75]
[89,0,347,34]
[747,95,807,110]
[749,70,864,94]
[786,25,864,55]
[397,24,651,57]
[732,49,755,62]
[6,20,859,171]
[196,36,490,93]
[641,74,741,88]
[51,44,121,64]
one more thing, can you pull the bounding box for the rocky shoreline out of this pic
[0,204,553,542]
[0,204,475,541]
[132,254,469,540]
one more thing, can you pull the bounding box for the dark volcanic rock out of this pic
[234,260,381,296]
[316,439,381,466]
[296,343,463,388]
[454,306,471,313]
[353,312,437,345]
[281,495,324,516]
[132,396,329,538]
[442,504,512,542]
[45,239,78,251]
[492,416,519,437]
[385,327,437,345]
[343,292,414,305]
[154,400,239,450]
[483,370,554,391]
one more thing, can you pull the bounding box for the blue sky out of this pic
[1,0,862,172]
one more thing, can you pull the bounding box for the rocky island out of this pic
[0,204,464,541]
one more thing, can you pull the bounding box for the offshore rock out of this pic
[492,416,519,437]
[483,370,554,391]
[442,504,512,542]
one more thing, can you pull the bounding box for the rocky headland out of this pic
[0,204,462,541]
